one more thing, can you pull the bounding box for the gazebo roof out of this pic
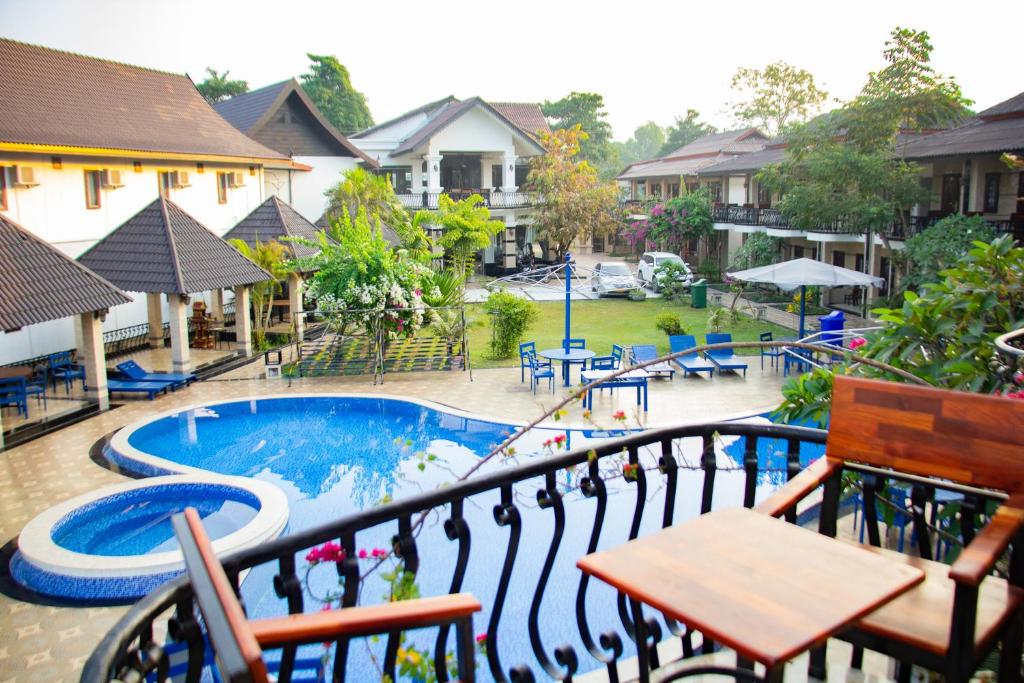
[224,196,323,266]
[0,214,130,331]
[78,197,273,294]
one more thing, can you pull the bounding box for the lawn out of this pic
[466,298,792,369]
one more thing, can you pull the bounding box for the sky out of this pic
[2,0,1022,141]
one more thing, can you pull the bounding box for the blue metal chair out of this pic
[528,353,555,394]
[759,332,784,371]
[50,350,85,394]
[563,338,588,379]
[0,376,44,417]
[610,344,624,370]
[519,342,537,383]
[587,355,616,395]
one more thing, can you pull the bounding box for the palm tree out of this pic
[229,239,291,349]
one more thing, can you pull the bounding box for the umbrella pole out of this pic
[564,252,571,353]
[799,284,806,339]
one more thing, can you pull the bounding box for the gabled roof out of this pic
[698,145,788,175]
[978,91,1024,120]
[489,102,551,140]
[618,155,731,180]
[78,198,273,294]
[351,96,458,139]
[662,128,769,159]
[214,79,376,165]
[224,196,323,266]
[901,90,1024,160]
[0,38,286,162]
[0,214,131,331]
[388,97,548,157]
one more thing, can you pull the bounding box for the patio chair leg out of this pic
[999,610,1024,683]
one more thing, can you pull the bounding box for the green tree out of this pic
[897,214,996,293]
[526,126,620,260]
[730,61,828,137]
[433,194,504,277]
[228,239,289,349]
[542,92,617,176]
[195,67,248,104]
[300,54,374,135]
[614,121,666,166]
[729,231,781,270]
[659,110,718,155]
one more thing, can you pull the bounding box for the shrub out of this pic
[627,288,647,301]
[897,214,997,293]
[706,306,739,332]
[484,289,538,358]
[654,312,686,336]
[654,260,690,302]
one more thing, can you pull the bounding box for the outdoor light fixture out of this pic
[433,164,438,172]
[509,164,514,171]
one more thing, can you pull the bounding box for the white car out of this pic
[638,251,694,291]
[591,262,638,297]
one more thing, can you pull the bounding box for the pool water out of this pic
[115,396,823,680]
[51,486,259,556]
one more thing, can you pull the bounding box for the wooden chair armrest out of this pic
[250,593,482,649]
[755,456,842,518]
[949,493,1024,587]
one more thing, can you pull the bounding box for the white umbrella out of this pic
[727,258,883,337]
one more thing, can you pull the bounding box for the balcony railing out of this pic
[84,421,828,683]
[396,191,538,211]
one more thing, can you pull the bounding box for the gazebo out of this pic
[224,196,324,340]
[78,197,272,373]
[0,214,130,446]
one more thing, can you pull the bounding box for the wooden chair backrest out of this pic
[828,376,1024,492]
[174,509,268,683]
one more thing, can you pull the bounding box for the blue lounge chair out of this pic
[668,335,715,378]
[704,333,748,377]
[527,353,555,394]
[629,345,675,379]
[116,360,196,388]
[106,379,170,400]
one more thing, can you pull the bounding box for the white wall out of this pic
[290,156,360,221]
[727,176,746,205]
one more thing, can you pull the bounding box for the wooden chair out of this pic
[172,508,481,683]
[758,376,1024,682]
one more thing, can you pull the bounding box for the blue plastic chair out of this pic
[759,332,784,371]
[528,353,555,394]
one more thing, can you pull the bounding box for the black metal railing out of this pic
[84,421,828,683]
[395,191,538,211]
[102,323,155,358]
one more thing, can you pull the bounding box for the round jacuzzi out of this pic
[11,475,288,602]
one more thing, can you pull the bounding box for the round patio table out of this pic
[538,348,596,386]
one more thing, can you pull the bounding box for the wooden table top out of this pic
[576,507,924,667]
[0,366,33,380]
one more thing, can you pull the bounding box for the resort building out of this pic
[349,96,553,272]
[0,39,296,363]
[214,79,378,221]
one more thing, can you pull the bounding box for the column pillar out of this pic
[424,154,444,194]
[80,311,109,411]
[73,314,85,354]
[503,216,517,272]
[501,152,518,193]
[167,293,191,374]
[480,157,493,192]
[210,289,225,322]
[288,272,304,342]
[147,292,164,348]
[234,285,253,357]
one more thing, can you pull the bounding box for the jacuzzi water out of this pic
[107,395,824,680]
[51,485,259,556]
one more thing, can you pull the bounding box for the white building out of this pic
[214,79,378,221]
[0,38,296,363]
[350,97,552,272]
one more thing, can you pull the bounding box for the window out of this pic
[158,171,173,199]
[757,184,771,207]
[84,170,102,209]
[634,181,646,199]
[380,166,412,194]
[855,253,865,273]
[983,173,1000,213]
[492,165,502,189]
[706,182,722,203]
[793,245,805,259]
[940,174,961,214]
[217,172,229,204]
[0,167,7,211]
[832,250,845,268]
[651,183,662,198]
[686,182,699,195]
[668,183,680,198]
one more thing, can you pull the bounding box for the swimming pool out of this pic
[99,394,823,679]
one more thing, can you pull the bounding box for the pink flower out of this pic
[1007,391,1024,400]
[849,337,866,351]
[553,434,566,445]
[1014,371,1024,386]
[414,288,422,297]
[475,633,487,644]
[358,548,368,559]
[371,547,388,558]
[612,410,626,421]
[306,541,345,564]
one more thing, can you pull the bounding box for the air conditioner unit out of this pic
[228,171,246,188]
[12,165,40,187]
[172,170,191,188]
[101,169,124,188]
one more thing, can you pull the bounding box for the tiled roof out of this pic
[618,128,770,180]
[0,38,286,161]
[662,128,769,158]
[0,214,130,331]
[78,198,273,294]
[214,79,376,164]
[900,116,1024,159]
[490,102,551,139]
[224,196,323,265]
[618,155,730,180]
[698,146,788,175]
[214,80,291,133]
[390,97,546,157]
[979,91,1024,119]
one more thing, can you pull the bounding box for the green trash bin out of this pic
[690,280,707,309]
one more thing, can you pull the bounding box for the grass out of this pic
[466,298,793,369]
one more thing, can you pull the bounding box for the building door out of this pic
[879,256,891,296]
[1018,173,1024,214]
[592,235,605,253]
[941,174,961,214]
